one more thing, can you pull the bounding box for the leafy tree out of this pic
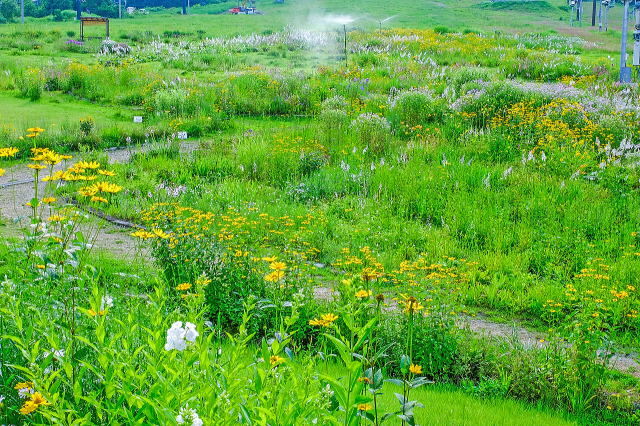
[85,0,118,17]
[0,0,19,23]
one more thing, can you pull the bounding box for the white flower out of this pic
[100,295,113,311]
[184,322,199,342]
[165,321,199,351]
[177,405,203,425]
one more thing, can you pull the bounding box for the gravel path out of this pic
[315,285,640,378]
[0,142,198,258]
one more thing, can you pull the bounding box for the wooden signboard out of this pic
[80,17,110,41]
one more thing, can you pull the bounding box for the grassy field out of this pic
[1,0,640,424]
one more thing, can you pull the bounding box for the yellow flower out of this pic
[176,283,192,291]
[19,391,49,415]
[98,169,116,176]
[270,355,285,367]
[0,168,4,177]
[196,276,211,287]
[355,289,372,299]
[27,127,45,133]
[400,295,424,314]
[357,403,373,411]
[14,381,33,390]
[131,229,155,239]
[264,270,285,282]
[19,401,38,415]
[48,215,66,223]
[27,164,47,170]
[269,261,287,271]
[321,313,338,325]
[0,147,19,157]
[409,364,422,375]
[152,228,171,239]
[90,196,108,203]
[30,392,50,407]
[41,197,56,204]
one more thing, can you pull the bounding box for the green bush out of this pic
[388,90,448,133]
[350,113,391,154]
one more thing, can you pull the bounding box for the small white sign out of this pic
[133,116,143,123]
[177,131,188,140]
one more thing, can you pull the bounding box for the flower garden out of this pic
[1,1,640,425]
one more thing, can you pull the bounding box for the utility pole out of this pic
[620,0,632,82]
[634,4,640,72]
[76,0,82,20]
[592,0,597,25]
[182,0,187,15]
[20,0,24,24]
[119,0,122,18]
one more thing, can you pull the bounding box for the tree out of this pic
[0,0,19,23]
[85,0,117,17]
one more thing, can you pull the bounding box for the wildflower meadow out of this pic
[1,0,640,425]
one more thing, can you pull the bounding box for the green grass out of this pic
[0,91,141,131]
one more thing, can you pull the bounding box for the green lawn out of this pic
[0,91,141,133]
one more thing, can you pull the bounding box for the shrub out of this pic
[16,68,45,101]
[79,116,95,136]
[388,90,448,132]
[350,113,391,154]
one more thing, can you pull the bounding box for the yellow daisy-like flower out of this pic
[41,197,56,204]
[98,169,116,176]
[264,270,285,282]
[269,261,287,271]
[19,400,38,415]
[0,147,19,157]
[30,392,50,407]
[409,364,422,375]
[14,381,33,390]
[152,228,171,239]
[355,289,372,299]
[27,164,47,170]
[0,168,4,177]
[131,229,156,239]
[90,196,108,204]
[269,355,285,367]
[176,283,192,291]
[48,215,66,222]
[357,403,373,411]
[321,313,338,324]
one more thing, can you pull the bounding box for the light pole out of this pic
[119,0,122,18]
[620,0,632,82]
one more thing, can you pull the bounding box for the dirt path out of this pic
[0,142,198,258]
[314,285,640,378]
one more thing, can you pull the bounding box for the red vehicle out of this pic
[229,7,241,14]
